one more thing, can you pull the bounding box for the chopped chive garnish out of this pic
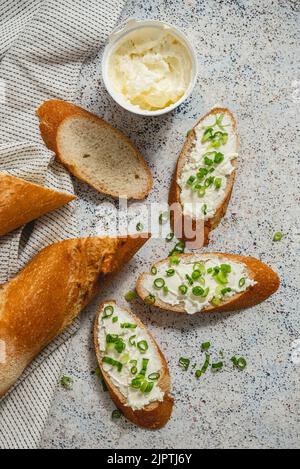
[202,127,214,143]
[129,335,136,346]
[231,356,247,370]
[197,167,209,179]
[187,175,196,186]
[169,241,185,257]
[192,270,201,280]
[169,255,181,265]
[137,340,148,353]
[103,357,123,372]
[139,358,149,376]
[215,271,229,285]
[239,278,246,288]
[136,222,144,232]
[214,152,224,164]
[207,267,213,274]
[220,264,231,273]
[204,156,214,166]
[202,204,208,216]
[273,231,283,242]
[131,366,138,375]
[131,376,144,389]
[195,353,210,379]
[212,362,223,371]
[179,357,190,371]
[166,232,175,242]
[151,266,158,275]
[166,268,175,277]
[202,287,210,297]
[179,284,188,295]
[205,176,215,187]
[60,376,73,390]
[154,278,165,289]
[148,372,160,381]
[201,342,211,351]
[221,287,232,295]
[214,177,222,189]
[121,323,137,329]
[194,262,205,274]
[144,294,156,305]
[103,305,114,319]
[112,316,118,323]
[112,409,122,419]
[159,211,169,225]
[124,290,137,302]
[198,187,206,198]
[185,274,194,285]
[211,296,222,306]
[192,286,204,296]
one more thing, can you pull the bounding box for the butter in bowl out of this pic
[102,19,198,116]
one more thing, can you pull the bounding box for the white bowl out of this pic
[102,19,198,117]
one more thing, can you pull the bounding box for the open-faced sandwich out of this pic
[94,301,173,429]
[169,107,238,246]
[136,253,280,315]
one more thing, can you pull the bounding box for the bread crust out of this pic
[136,253,280,314]
[36,100,153,200]
[169,107,238,246]
[0,173,75,236]
[0,235,149,398]
[93,301,173,429]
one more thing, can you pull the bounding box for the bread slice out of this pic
[0,172,75,236]
[136,253,280,314]
[169,107,238,246]
[0,234,150,398]
[94,301,173,429]
[36,100,153,200]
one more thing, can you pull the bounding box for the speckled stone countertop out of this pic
[40,0,300,449]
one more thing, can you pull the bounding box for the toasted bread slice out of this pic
[0,173,75,236]
[169,108,238,246]
[136,253,280,314]
[94,301,173,429]
[37,100,153,200]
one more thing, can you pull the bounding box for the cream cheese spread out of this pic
[179,112,238,220]
[98,303,164,410]
[144,256,256,315]
[108,28,192,111]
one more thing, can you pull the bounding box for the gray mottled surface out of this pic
[40,0,300,449]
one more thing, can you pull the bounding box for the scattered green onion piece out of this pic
[179,284,188,295]
[194,262,205,274]
[205,176,215,187]
[231,356,247,371]
[197,167,209,179]
[154,278,165,289]
[163,286,169,294]
[187,175,196,186]
[215,113,226,129]
[212,362,223,371]
[148,372,160,381]
[103,305,114,319]
[221,264,232,273]
[131,366,138,375]
[201,342,211,351]
[140,358,149,376]
[144,382,154,393]
[136,222,144,232]
[192,270,201,280]
[114,339,126,354]
[214,177,222,189]
[166,268,175,277]
[103,357,123,372]
[169,255,181,265]
[202,127,214,143]
[131,377,143,389]
[137,340,149,353]
[129,335,137,346]
[124,290,137,302]
[159,211,169,225]
[195,353,210,379]
[214,152,224,164]
[144,294,156,305]
[121,323,137,329]
[239,278,246,288]
[202,287,210,297]
[273,231,283,242]
[112,409,122,419]
[211,296,222,306]
[192,286,204,296]
[204,156,214,166]
[202,204,208,216]
[215,271,229,285]
[166,232,175,242]
[198,186,206,198]
[112,316,118,323]
[185,274,194,286]
[179,357,190,371]
[151,266,158,276]
[221,287,232,295]
[60,376,73,391]
[207,267,213,274]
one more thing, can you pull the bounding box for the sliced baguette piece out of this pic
[0,234,149,398]
[136,253,280,314]
[94,301,173,429]
[169,107,238,246]
[0,172,75,236]
[36,100,153,200]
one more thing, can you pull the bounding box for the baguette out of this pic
[37,100,153,200]
[136,253,279,314]
[169,108,238,246]
[94,301,173,429]
[0,172,75,236]
[0,234,149,398]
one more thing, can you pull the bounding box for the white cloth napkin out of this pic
[0,0,126,449]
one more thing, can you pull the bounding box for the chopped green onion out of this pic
[198,186,206,198]
[214,177,222,190]
[120,352,130,364]
[192,286,204,296]
[163,286,169,294]
[131,366,138,375]
[60,376,73,391]
[195,353,210,379]
[131,376,144,389]
[154,278,165,289]
[211,296,222,306]
[121,323,137,329]
[202,127,214,143]
[136,222,144,232]
[202,204,208,216]
[124,290,137,302]
[139,358,149,376]
[192,269,201,280]
[215,271,229,285]
[273,231,283,242]
[166,232,175,242]
[174,241,185,253]
[214,152,224,164]
[205,176,215,187]
[169,255,181,265]
[221,287,232,295]
[166,268,175,277]
[148,372,160,381]
[199,277,206,286]
[204,156,214,166]
[239,278,246,288]
[103,305,114,319]
[185,274,194,286]
[159,211,169,225]
[114,339,126,354]
[231,356,247,371]
[201,342,211,351]
[179,284,188,295]
[194,262,205,274]
[140,380,154,394]
[103,357,123,372]
[144,294,156,305]
[137,340,149,353]
[215,113,226,129]
[112,409,122,419]
[197,167,209,179]
[129,335,137,346]
[151,266,158,275]
[112,316,118,323]
[212,362,223,371]
[202,287,210,297]
[207,267,213,274]
[187,175,196,186]
[179,357,190,371]
[221,264,232,273]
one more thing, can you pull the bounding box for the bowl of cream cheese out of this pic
[102,19,198,116]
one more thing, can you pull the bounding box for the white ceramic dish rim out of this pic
[102,19,198,117]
